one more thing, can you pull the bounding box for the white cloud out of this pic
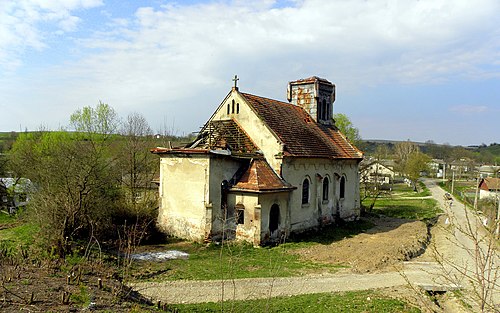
[0,0,103,70]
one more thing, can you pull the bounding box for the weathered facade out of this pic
[152,76,363,245]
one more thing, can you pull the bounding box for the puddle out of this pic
[130,250,189,261]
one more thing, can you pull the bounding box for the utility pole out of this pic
[473,173,480,210]
[451,171,455,195]
[442,162,446,183]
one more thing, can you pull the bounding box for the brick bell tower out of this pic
[287,76,336,125]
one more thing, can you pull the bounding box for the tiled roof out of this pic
[480,177,500,190]
[231,159,295,193]
[241,93,363,159]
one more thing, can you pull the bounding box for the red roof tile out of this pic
[241,93,363,159]
[480,177,500,190]
[231,159,294,192]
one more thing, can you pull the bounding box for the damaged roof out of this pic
[231,159,295,193]
[241,93,362,159]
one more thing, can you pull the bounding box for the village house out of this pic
[478,165,500,178]
[360,159,395,185]
[478,177,500,200]
[152,76,363,245]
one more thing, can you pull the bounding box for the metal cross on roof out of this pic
[232,75,239,88]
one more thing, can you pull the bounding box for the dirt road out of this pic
[418,179,499,310]
[131,179,498,309]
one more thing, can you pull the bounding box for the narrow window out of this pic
[340,176,346,199]
[302,178,310,204]
[323,99,329,120]
[232,100,235,114]
[236,102,239,114]
[227,104,230,114]
[236,204,245,225]
[324,99,329,119]
[322,177,329,201]
[221,180,229,217]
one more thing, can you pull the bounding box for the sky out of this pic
[0,0,499,146]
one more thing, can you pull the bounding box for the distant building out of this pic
[478,165,500,178]
[0,177,34,214]
[360,159,394,185]
[428,159,445,178]
[478,177,500,199]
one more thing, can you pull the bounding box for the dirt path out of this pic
[131,180,498,309]
[130,269,439,304]
[416,179,499,310]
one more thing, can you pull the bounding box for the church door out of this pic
[269,204,280,233]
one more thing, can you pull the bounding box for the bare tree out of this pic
[394,141,419,172]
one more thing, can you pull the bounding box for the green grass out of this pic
[0,211,17,225]
[0,221,39,252]
[389,181,431,197]
[370,198,440,220]
[363,182,441,220]
[130,220,373,282]
[70,285,91,307]
[131,242,339,281]
[165,290,421,313]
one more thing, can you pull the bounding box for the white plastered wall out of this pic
[157,154,210,241]
[281,158,360,232]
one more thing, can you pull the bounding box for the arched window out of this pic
[227,103,230,115]
[302,178,310,204]
[339,176,346,199]
[236,102,240,114]
[231,100,235,114]
[322,177,329,201]
[236,203,245,225]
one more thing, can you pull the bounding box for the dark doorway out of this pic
[269,204,280,233]
[221,180,229,218]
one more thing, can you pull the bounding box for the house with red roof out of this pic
[479,177,500,200]
[152,76,363,245]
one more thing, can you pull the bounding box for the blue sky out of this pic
[1,0,499,146]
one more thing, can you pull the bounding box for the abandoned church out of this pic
[152,76,363,245]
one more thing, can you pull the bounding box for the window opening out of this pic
[236,204,245,225]
[232,100,235,114]
[322,177,329,201]
[221,180,229,217]
[236,102,239,114]
[340,176,346,199]
[302,178,310,204]
[227,104,230,115]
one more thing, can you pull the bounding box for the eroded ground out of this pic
[295,216,429,273]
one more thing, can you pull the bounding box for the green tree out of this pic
[333,113,362,146]
[9,103,121,255]
[405,151,431,191]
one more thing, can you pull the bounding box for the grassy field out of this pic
[164,290,421,313]
[363,181,441,221]
[130,219,373,282]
